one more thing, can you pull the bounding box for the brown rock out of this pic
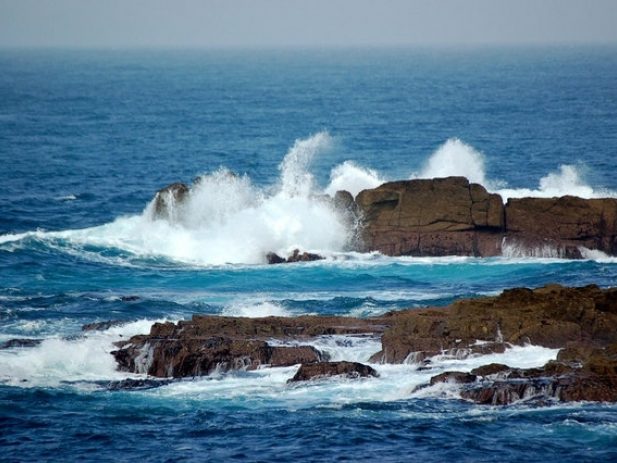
[112,314,386,378]
[504,196,617,257]
[373,284,617,363]
[356,177,504,257]
[288,361,378,382]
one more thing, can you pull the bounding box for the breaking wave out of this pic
[1,134,615,266]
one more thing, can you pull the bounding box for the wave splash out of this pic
[415,137,615,201]
[1,133,615,265]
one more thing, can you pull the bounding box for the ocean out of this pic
[1,47,617,462]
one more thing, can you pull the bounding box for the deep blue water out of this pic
[2,47,617,462]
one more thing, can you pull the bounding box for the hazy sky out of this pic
[1,0,617,48]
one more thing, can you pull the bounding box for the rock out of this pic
[106,378,174,391]
[459,343,617,405]
[286,249,324,263]
[152,182,189,221]
[354,176,617,258]
[265,249,325,264]
[356,177,504,257]
[429,371,477,386]
[470,363,511,377]
[82,320,128,332]
[266,252,286,264]
[372,284,617,364]
[0,338,43,349]
[111,315,386,378]
[504,196,617,258]
[288,361,378,382]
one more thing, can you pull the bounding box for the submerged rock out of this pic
[0,338,43,349]
[106,378,174,391]
[82,320,129,332]
[288,361,378,382]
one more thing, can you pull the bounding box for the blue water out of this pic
[2,47,617,462]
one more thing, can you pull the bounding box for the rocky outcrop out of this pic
[356,177,505,257]
[152,182,189,221]
[111,314,386,378]
[266,249,325,265]
[289,361,378,382]
[504,196,617,258]
[454,343,617,404]
[371,284,617,364]
[355,177,617,258]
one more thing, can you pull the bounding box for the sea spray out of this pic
[414,138,493,188]
[325,160,384,197]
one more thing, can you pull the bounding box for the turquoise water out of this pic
[2,47,617,462]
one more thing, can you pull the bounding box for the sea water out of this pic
[1,47,617,462]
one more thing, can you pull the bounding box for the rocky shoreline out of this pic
[104,284,617,405]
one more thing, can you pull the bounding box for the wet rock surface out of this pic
[372,284,617,364]
[108,284,617,404]
[289,361,378,382]
[111,314,386,378]
[0,338,43,349]
[266,249,325,264]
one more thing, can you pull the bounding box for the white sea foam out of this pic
[414,138,493,188]
[0,319,163,388]
[2,135,616,265]
[413,137,615,201]
[325,160,384,197]
[221,301,291,318]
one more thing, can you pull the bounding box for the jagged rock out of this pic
[470,363,511,377]
[152,182,189,220]
[266,252,286,264]
[111,315,385,378]
[286,249,324,263]
[456,343,617,404]
[429,371,477,386]
[265,249,325,264]
[0,338,42,349]
[371,284,617,363]
[288,361,378,382]
[356,177,504,257]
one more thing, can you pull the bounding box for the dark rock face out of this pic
[372,284,617,364]
[356,177,504,257]
[82,320,128,332]
[0,338,43,349]
[152,182,189,220]
[111,314,386,378]
[354,177,617,258]
[266,249,325,264]
[106,378,174,391]
[289,361,378,382]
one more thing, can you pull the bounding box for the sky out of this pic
[1,0,617,48]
